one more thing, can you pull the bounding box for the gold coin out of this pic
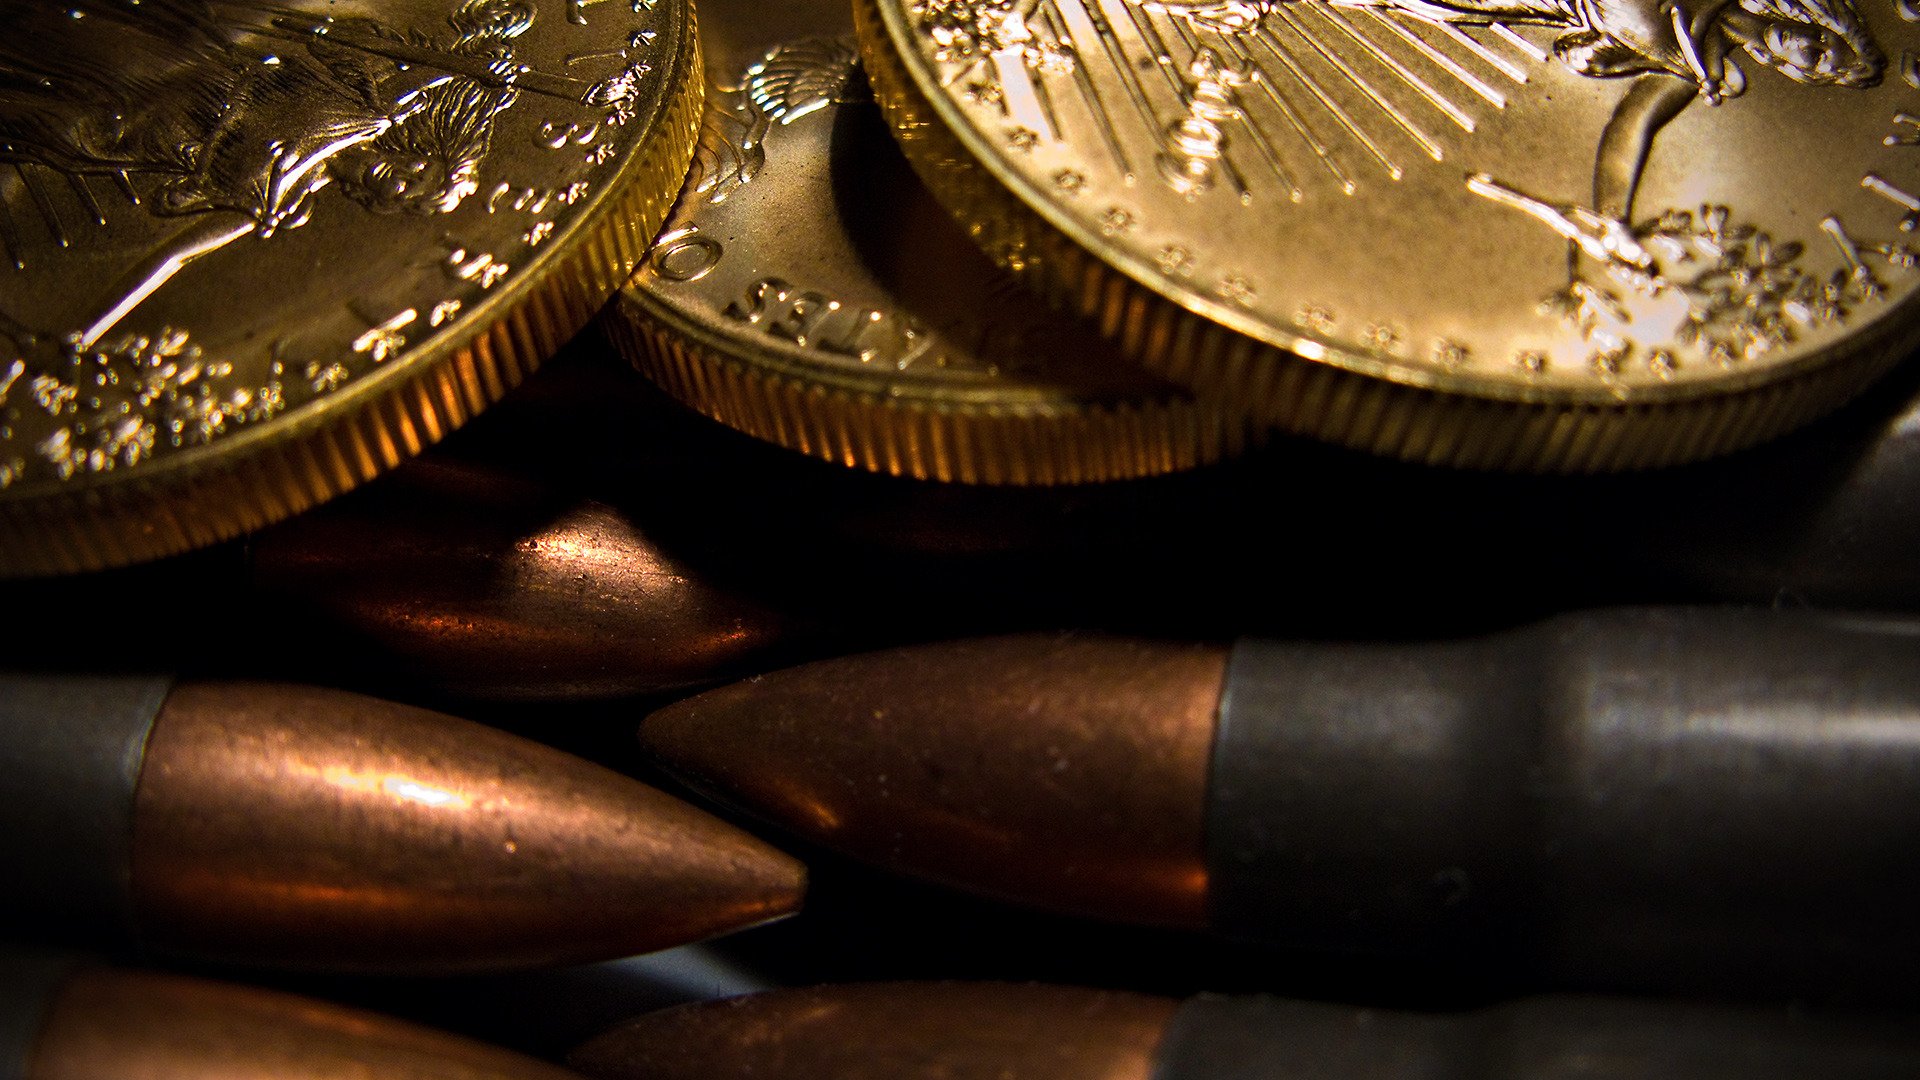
[858,0,1920,470]
[611,0,1250,485]
[0,0,700,575]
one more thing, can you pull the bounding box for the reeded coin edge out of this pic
[622,268,1172,408]
[608,285,1252,484]
[854,0,1919,471]
[0,13,705,576]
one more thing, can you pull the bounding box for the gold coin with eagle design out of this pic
[611,0,1252,485]
[0,0,700,574]
[857,0,1920,470]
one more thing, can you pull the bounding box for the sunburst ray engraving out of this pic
[913,0,1884,224]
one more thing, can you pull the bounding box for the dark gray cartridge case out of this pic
[1210,608,1920,988]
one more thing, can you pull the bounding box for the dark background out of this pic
[9,331,1920,1060]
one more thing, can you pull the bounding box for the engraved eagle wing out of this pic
[689,97,771,203]
[742,37,867,126]
[691,36,867,204]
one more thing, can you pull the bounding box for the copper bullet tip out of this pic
[133,682,805,973]
[27,962,585,1080]
[570,982,1176,1080]
[251,459,809,701]
[641,635,1222,928]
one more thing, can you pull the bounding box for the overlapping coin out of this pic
[858,0,1920,469]
[0,0,700,574]
[611,0,1250,485]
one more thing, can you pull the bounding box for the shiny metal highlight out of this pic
[644,635,1221,928]
[131,681,805,972]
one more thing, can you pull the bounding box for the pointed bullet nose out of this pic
[570,983,1177,1080]
[641,636,1223,928]
[251,462,813,701]
[131,682,805,973]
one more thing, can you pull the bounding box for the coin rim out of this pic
[0,4,705,575]
[609,281,1254,484]
[856,0,1920,469]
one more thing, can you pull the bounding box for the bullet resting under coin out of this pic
[247,456,811,701]
[644,607,1920,995]
[0,674,804,973]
